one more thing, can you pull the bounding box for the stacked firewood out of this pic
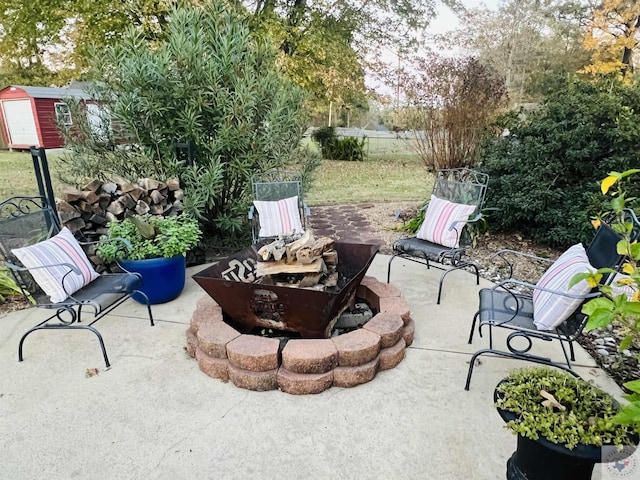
[256,231,339,289]
[55,176,183,242]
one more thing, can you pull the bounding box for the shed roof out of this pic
[4,85,92,100]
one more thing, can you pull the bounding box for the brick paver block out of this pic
[190,304,224,334]
[185,327,197,358]
[331,329,381,367]
[402,317,415,347]
[363,312,404,348]
[357,275,378,299]
[227,335,280,372]
[196,347,229,382]
[281,339,338,374]
[379,296,411,323]
[379,338,406,370]
[277,368,333,395]
[197,295,220,310]
[228,364,277,391]
[364,281,402,309]
[333,358,379,388]
[196,320,241,359]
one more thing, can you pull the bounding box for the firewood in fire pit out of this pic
[296,237,335,264]
[257,231,305,262]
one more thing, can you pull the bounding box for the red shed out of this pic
[0,85,91,150]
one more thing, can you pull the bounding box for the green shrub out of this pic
[311,126,365,161]
[60,0,318,239]
[480,78,640,246]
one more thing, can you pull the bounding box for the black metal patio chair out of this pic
[248,170,310,244]
[0,195,154,367]
[464,222,625,390]
[387,168,489,303]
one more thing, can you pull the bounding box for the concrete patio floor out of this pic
[0,253,636,479]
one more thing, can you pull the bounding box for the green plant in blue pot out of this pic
[97,214,201,304]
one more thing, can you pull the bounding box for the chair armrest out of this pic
[492,278,600,300]
[4,260,82,276]
[248,205,255,220]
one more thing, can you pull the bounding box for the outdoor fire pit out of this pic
[192,241,380,338]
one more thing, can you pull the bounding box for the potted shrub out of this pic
[97,214,201,304]
[495,367,638,480]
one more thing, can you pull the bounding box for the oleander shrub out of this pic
[480,78,640,246]
[59,0,318,238]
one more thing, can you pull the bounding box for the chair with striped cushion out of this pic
[248,170,309,244]
[464,223,626,390]
[387,168,489,303]
[0,196,154,367]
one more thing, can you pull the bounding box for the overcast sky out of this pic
[367,0,501,95]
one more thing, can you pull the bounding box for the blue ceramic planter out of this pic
[118,255,186,304]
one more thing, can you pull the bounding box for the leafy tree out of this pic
[0,0,178,86]
[246,0,438,122]
[480,78,640,246]
[60,0,319,237]
[442,0,591,104]
[402,55,508,170]
[582,0,640,78]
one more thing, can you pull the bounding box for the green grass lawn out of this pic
[0,148,429,205]
[0,150,64,199]
[306,155,431,205]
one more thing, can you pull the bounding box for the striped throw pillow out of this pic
[416,195,476,248]
[532,243,594,330]
[12,227,99,303]
[253,196,304,238]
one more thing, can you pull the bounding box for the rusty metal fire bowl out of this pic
[192,241,380,339]
[186,241,415,394]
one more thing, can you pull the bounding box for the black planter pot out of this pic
[495,380,638,480]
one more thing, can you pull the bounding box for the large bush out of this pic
[402,55,508,170]
[59,0,319,237]
[480,78,640,246]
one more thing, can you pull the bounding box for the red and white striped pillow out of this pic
[12,227,99,303]
[532,243,594,330]
[416,195,476,248]
[253,196,304,238]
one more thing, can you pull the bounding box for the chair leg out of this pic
[468,312,480,344]
[387,254,398,283]
[569,340,576,362]
[464,347,581,391]
[19,324,111,368]
[133,290,155,326]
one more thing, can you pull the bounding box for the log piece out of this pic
[61,186,82,202]
[82,179,103,192]
[285,231,312,264]
[149,190,165,204]
[100,182,118,195]
[296,237,334,264]
[139,178,160,190]
[79,190,100,204]
[166,178,180,191]
[256,258,325,277]
[135,200,150,215]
